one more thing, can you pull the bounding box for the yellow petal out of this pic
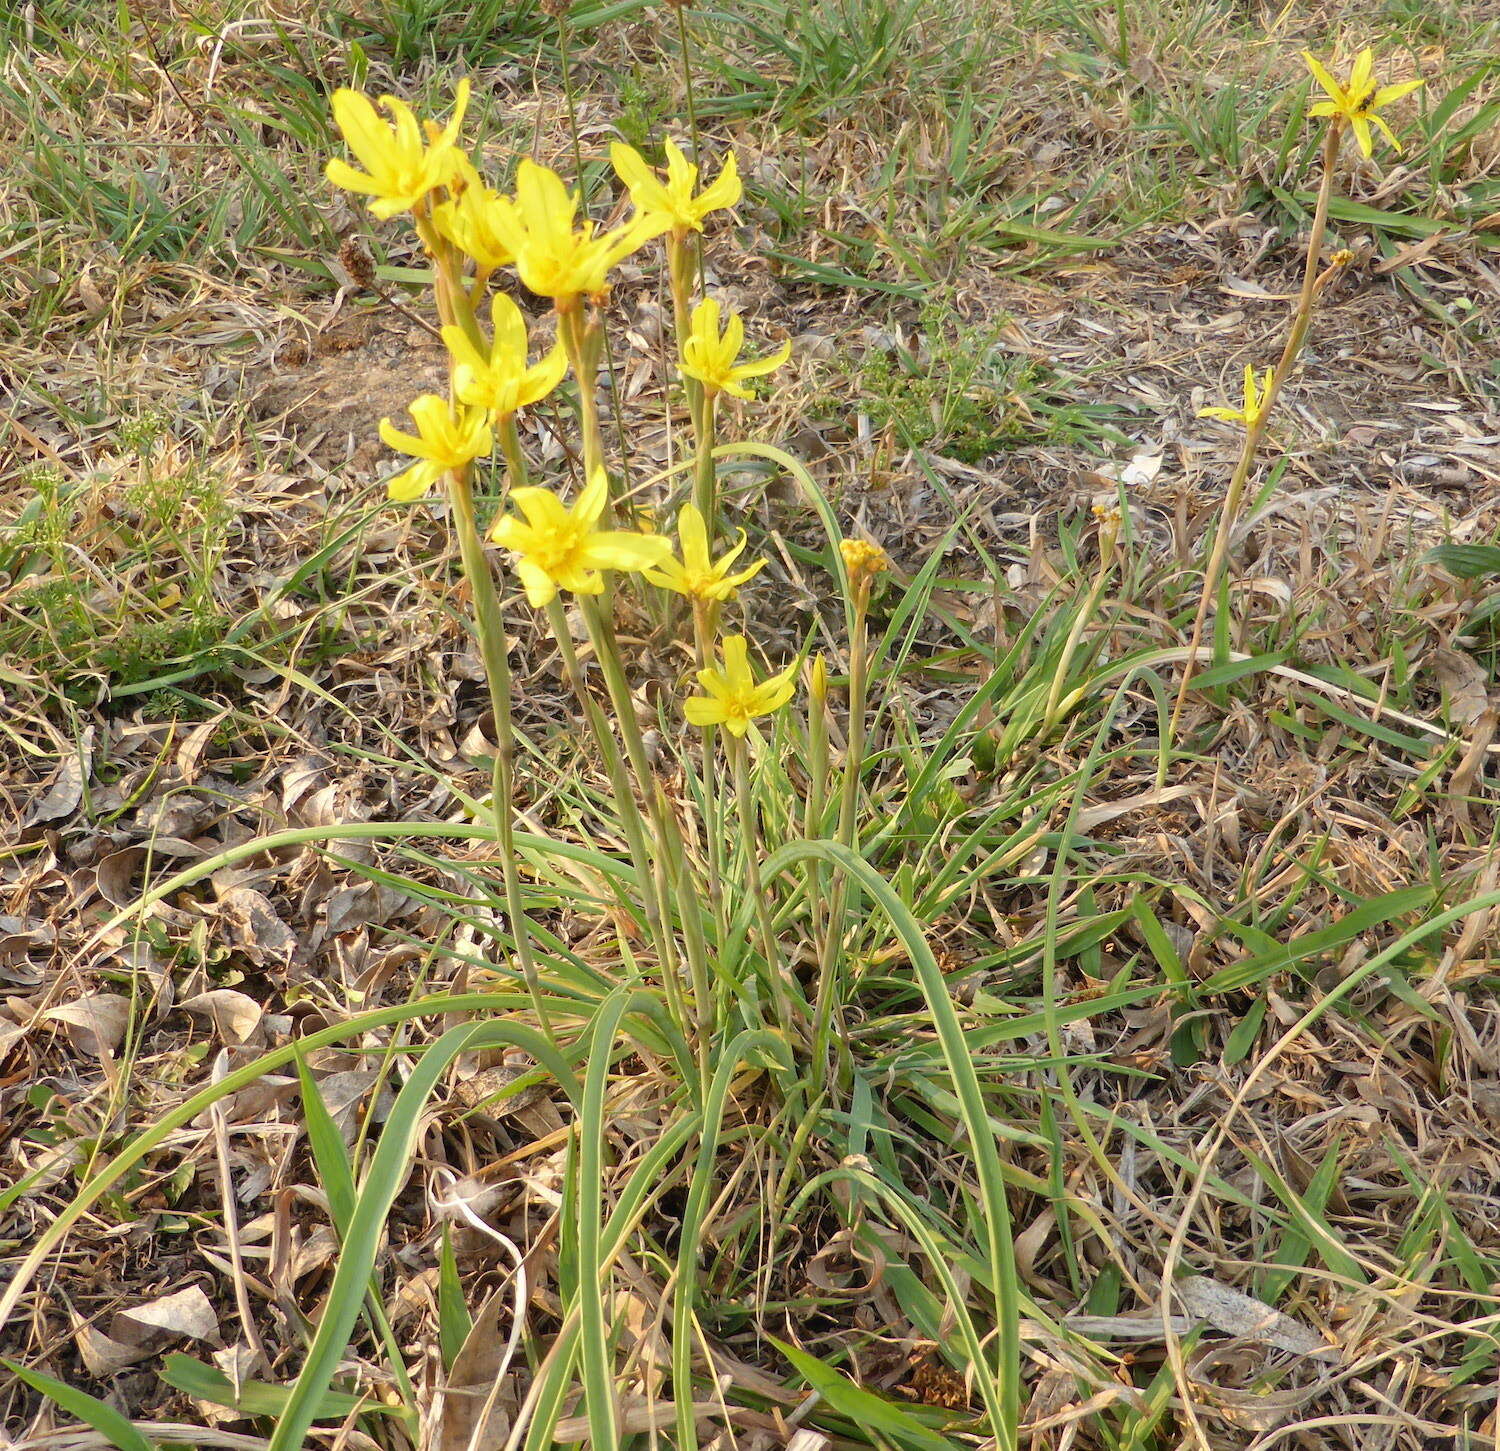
[580,532,674,572]
[324,158,381,195]
[675,503,711,572]
[515,558,560,608]
[574,466,610,529]
[1372,78,1423,108]
[388,459,443,501]
[684,695,729,728]
[517,339,568,410]
[729,338,793,381]
[1368,112,1401,153]
[696,154,743,216]
[1350,115,1375,158]
[1348,49,1374,99]
[1301,51,1345,107]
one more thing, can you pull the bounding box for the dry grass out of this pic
[4,0,1500,1447]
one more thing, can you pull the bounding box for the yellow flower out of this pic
[1302,49,1423,158]
[379,394,493,501]
[489,466,672,606]
[643,503,766,601]
[684,635,797,738]
[609,139,742,237]
[680,297,791,400]
[443,294,567,417]
[326,79,470,219]
[1198,365,1277,429]
[489,158,664,305]
[430,156,516,271]
[839,538,888,580]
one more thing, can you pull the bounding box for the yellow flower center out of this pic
[533,521,586,574]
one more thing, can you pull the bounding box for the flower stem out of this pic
[1041,527,1118,740]
[578,595,712,1053]
[810,586,871,1090]
[542,596,691,1037]
[690,598,727,942]
[1170,119,1344,737]
[447,470,552,1041]
[728,732,798,1040]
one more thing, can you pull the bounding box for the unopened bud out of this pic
[839,538,889,582]
[1331,247,1355,267]
[808,655,827,703]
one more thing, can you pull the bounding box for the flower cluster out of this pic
[326,86,799,736]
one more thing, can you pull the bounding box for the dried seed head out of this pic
[338,235,377,289]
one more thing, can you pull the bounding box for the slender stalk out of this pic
[689,386,719,536]
[542,596,691,1037]
[728,733,798,1039]
[690,597,727,940]
[578,595,713,1048]
[558,307,608,484]
[810,582,873,1088]
[417,202,550,1038]
[1170,120,1345,736]
[447,472,552,1041]
[802,657,830,967]
[1040,518,1118,738]
[497,415,531,490]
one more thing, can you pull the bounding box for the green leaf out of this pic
[1424,543,1500,580]
[158,1353,387,1420]
[438,1226,472,1373]
[1222,996,1267,1066]
[771,1338,966,1451]
[4,1360,155,1451]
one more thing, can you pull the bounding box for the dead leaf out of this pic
[111,1285,220,1348]
[437,1289,514,1451]
[1434,648,1489,727]
[42,993,131,1056]
[216,885,300,969]
[26,728,94,826]
[1176,1276,1335,1359]
[74,1317,150,1376]
[181,989,265,1045]
[95,846,148,909]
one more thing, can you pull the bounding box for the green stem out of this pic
[497,414,531,490]
[578,595,713,1056]
[1170,119,1344,736]
[690,598,727,943]
[542,596,689,1035]
[690,385,718,540]
[729,733,798,1039]
[810,589,870,1089]
[1040,548,1116,739]
[447,471,552,1041]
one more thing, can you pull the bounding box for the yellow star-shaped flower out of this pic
[442,294,567,418]
[489,466,672,607]
[487,159,664,306]
[379,394,493,501]
[684,635,797,738]
[1302,49,1423,159]
[643,502,766,601]
[326,79,470,219]
[610,139,742,238]
[430,155,515,271]
[1198,365,1277,429]
[680,297,791,400]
